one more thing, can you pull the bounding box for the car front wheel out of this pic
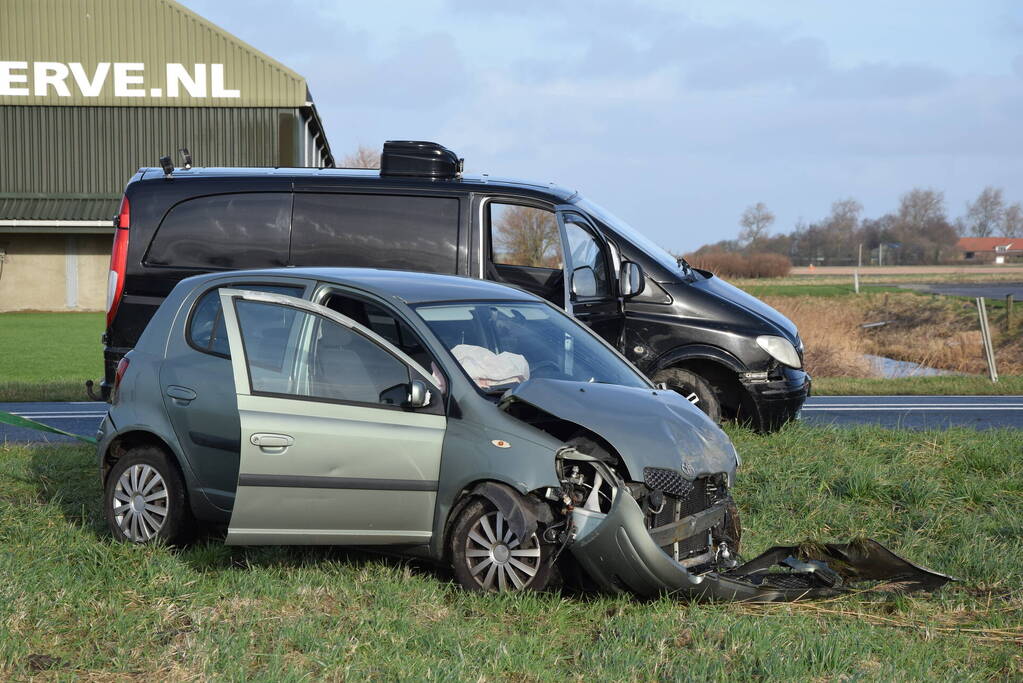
[104,447,192,544]
[450,498,553,592]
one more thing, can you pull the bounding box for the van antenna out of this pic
[179,148,192,170]
[159,155,174,178]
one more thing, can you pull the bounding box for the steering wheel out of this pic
[529,360,562,378]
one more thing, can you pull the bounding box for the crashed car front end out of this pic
[499,378,953,601]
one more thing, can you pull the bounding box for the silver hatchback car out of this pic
[97,268,950,599]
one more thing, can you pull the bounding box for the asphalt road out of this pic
[800,395,1023,430]
[2,396,1022,444]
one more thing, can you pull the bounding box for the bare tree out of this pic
[828,198,863,235]
[492,205,562,268]
[738,202,775,245]
[341,145,380,169]
[964,186,1005,237]
[898,188,946,229]
[1003,202,1023,238]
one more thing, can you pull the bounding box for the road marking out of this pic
[12,413,107,419]
[806,403,1023,408]
[803,407,1023,412]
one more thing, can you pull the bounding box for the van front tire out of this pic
[652,367,722,424]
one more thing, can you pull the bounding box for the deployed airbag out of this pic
[453,344,529,388]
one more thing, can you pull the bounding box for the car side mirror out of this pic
[620,260,644,298]
[571,266,597,298]
[405,379,431,409]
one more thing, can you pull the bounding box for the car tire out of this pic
[652,367,722,423]
[450,498,553,592]
[104,446,193,545]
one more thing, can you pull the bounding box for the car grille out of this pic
[644,468,723,563]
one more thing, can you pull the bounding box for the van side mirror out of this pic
[620,261,644,298]
[405,379,431,408]
[571,266,597,298]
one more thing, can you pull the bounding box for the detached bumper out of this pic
[569,492,953,602]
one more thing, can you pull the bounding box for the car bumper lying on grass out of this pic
[569,490,954,601]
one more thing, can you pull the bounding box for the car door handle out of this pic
[165,385,198,403]
[249,433,294,451]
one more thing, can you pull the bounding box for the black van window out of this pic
[189,284,302,357]
[489,203,563,269]
[291,194,459,273]
[564,219,611,298]
[145,193,292,269]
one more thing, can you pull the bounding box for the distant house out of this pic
[956,237,1023,264]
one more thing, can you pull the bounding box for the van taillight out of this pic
[112,357,130,404]
[106,196,130,327]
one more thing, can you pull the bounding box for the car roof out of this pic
[134,167,579,202]
[191,267,546,305]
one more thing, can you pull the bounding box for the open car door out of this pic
[217,289,446,545]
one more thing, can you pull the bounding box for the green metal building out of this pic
[0,0,334,311]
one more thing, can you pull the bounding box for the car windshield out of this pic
[414,301,650,393]
[574,196,697,280]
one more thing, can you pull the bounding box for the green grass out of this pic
[1,425,1020,679]
[732,270,1023,288]
[739,283,906,297]
[812,375,1023,395]
[0,312,104,401]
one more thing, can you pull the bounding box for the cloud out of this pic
[177,0,1023,251]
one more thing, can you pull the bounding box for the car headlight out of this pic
[756,335,802,369]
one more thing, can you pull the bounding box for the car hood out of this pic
[499,378,739,483]
[687,273,799,340]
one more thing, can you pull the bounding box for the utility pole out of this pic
[879,242,884,267]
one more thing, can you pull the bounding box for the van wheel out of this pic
[450,498,552,592]
[104,447,193,545]
[653,367,722,423]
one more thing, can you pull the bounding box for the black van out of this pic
[99,141,808,431]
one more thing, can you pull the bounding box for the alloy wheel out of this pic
[464,509,542,591]
[111,464,169,542]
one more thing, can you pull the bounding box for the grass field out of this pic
[733,267,1023,288]
[1,424,1020,679]
[0,312,104,401]
[812,375,1023,395]
[740,283,905,298]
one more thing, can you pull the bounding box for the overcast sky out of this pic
[181,0,1023,253]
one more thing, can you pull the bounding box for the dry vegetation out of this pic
[685,251,792,278]
[765,292,1023,377]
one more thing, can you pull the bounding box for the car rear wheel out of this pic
[104,447,192,545]
[450,499,552,592]
[652,367,722,423]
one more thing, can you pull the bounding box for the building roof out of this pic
[956,237,1022,252]
[0,0,309,108]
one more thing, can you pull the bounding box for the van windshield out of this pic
[574,196,697,280]
[414,301,649,393]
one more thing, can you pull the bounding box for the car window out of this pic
[234,299,412,406]
[189,284,302,357]
[145,193,292,269]
[290,193,460,273]
[489,203,563,269]
[564,218,611,298]
[415,301,648,392]
[323,292,447,393]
